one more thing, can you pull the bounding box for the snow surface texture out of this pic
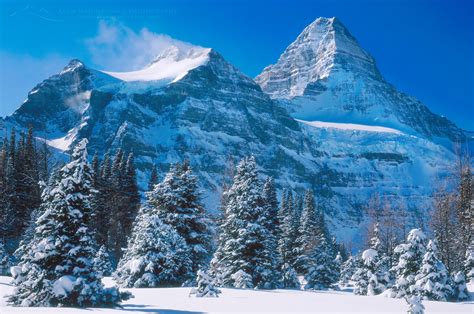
[0,276,472,313]
[297,119,403,134]
[103,46,211,85]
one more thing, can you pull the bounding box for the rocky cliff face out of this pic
[0,20,462,246]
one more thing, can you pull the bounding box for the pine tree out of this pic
[121,153,140,241]
[464,244,474,281]
[93,152,112,248]
[390,229,427,298]
[262,177,279,238]
[148,164,159,191]
[231,270,253,289]
[210,156,279,289]
[0,242,12,276]
[94,245,113,277]
[406,295,425,314]
[352,248,389,296]
[108,149,124,263]
[304,236,338,290]
[190,270,221,297]
[295,190,319,273]
[339,254,361,286]
[147,160,212,278]
[414,240,451,301]
[114,208,192,288]
[278,190,300,278]
[280,262,300,289]
[14,167,61,261]
[8,139,130,307]
[451,271,469,301]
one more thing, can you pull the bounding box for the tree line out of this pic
[0,130,472,308]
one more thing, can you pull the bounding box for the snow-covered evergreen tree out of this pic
[8,139,129,307]
[231,270,253,289]
[464,245,474,281]
[210,156,279,289]
[114,208,192,288]
[262,177,279,238]
[451,271,469,301]
[414,240,451,301]
[15,167,62,261]
[190,270,221,297]
[94,245,113,277]
[295,190,319,273]
[352,248,389,296]
[390,229,427,298]
[339,254,361,286]
[304,236,338,290]
[280,262,300,289]
[278,190,300,278]
[406,295,425,314]
[147,160,212,277]
[0,242,12,276]
[148,164,159,191]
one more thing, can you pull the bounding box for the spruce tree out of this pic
[147,160,212,277]
[352,248,388,296]
[295,190,319,273]
[414,240,451,301]
[339,254,361,286]
[304,236,338,290]
[451,271,469,301]
[262,177,279,238]
[406,295,425,314]
[114,207,192,287]
[8,139,129,307]
[280,262,300,289]
[278,190,300,278]
[0,241,12,276]
[190,270,221,297]
[94,245,113,277]
[390,229,427,298]
[148,164,159,191]
[210,156,279,289]
[464,244,474,281]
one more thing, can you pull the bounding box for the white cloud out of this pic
[85,20,198,71]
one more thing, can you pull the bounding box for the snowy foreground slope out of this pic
[0,277,472,313]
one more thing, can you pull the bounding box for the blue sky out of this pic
[0,0,473,129]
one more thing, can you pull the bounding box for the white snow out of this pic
[52,276,75,297]
[102,46,211,84]
[1,276,472,313]
[362,249,378,262]
[296,119,403,134]
[45,135,74,152]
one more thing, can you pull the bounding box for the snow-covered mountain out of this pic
[255,17,469,143]
[0,19,464,246]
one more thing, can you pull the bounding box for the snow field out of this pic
[0,276,472,313]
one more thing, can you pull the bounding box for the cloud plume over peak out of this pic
[85,20,198,72]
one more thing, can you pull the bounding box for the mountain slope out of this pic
[0,38,457,247]
[255,17,468,143]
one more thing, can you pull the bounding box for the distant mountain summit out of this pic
[0,19,463,247]
[256,17,468,143]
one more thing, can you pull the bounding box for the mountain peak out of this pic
[256,16,381,99]
[102,45,211,84]
[60,59,86,75]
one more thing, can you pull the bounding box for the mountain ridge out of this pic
[0,19,464,247]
